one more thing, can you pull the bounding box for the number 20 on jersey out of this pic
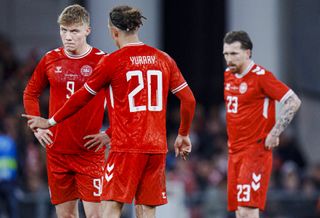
[126,70,163,112]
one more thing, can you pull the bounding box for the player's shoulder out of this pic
[224,67,233,77]
[44,47,64,58]
[91,47,106,56]
[250,64,272,76]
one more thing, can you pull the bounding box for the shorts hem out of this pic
[135,200,168,206]
[228,203,265,211]
[51,197,79,205]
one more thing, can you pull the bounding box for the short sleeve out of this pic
[259,71,290,102]
[85,55,114,95]
[168,56,188,94]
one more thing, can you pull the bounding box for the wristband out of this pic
[48,117,57,127]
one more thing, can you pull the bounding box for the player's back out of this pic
[106,43,186,153]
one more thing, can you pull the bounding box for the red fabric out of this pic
[101,152,167,206]
[224,63,290,153]
[175,86,196,136]
[47,151,105,204]
[53,43,195,153]
[23,47,106,154]
[227,143,272,211]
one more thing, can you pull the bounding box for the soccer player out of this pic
[23,5,110,218]
[223,30,301,218]
[23,5,196,218]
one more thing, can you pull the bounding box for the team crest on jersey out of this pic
[55,66,62,73]
[80,65,93,76]
[239,82,248,94]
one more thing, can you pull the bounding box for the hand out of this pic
[22,114,50,130]
[34,128,53,148]
[174,134,192,160]
[83,132,111,152]
[265,133,279,150]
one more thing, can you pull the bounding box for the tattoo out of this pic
[270,94,301,137]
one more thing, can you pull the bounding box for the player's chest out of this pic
[224,76,262,103]
[46,59,95,86]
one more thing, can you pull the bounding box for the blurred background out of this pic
[0,0,319,217]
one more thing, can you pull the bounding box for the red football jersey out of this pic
[24,47,106,154]
[224,61,291,153]
[84,42,188,153]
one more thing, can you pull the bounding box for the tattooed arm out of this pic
[265,92,301,149]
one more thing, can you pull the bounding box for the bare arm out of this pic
[265,92,301,149]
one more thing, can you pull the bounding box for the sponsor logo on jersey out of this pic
[80,65,93,76]
[55,66,62,73]
[239,82,248,94]
[162,192,167,199]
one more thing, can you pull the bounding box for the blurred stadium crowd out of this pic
[0,33,319,218]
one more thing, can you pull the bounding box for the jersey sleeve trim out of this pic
[171,82,188,94]
[48,117,57,126]
[84,83,97,95]
[280,89,293,103]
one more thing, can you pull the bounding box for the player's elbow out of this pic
[293,93,302,112]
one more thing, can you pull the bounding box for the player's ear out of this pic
[86,26,91,36]
[111,27,119,39]
[246,49,251,58]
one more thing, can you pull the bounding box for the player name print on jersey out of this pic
[130,56,156,65]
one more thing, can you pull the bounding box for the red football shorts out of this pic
[101,152,167,206]
[227,143,272,211]
[46,151,105,205]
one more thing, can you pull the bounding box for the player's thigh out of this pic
[101,200,123,218]
[135,154,167,206]
[236,206,259,218]
[74,152,105,202]
[82,201,102,218]
[101,152,148,204]
[237,145,272,210]
[46,152,78,205]
[135,205,156,218]
[55,199,78,218]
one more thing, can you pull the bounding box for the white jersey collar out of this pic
[122,42,144,47]
[64,46,92,59]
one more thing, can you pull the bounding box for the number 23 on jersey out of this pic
[226,96,238,113]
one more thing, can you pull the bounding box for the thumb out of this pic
[174,140,181,157]
[175,146,179,157]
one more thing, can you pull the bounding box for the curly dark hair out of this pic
[109,5,146,32]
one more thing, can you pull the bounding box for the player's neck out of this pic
[236,60,254,78]
[65,43,91,56]
[239,60,253,74]
[119,35,141,48]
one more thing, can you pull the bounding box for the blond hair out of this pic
[57,4,90,26]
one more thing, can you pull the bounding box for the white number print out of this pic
[126,70,163,112]
[66,81,75,99]
[227,96,238,113]
[237,184,251,202]
[93,178,102,197]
